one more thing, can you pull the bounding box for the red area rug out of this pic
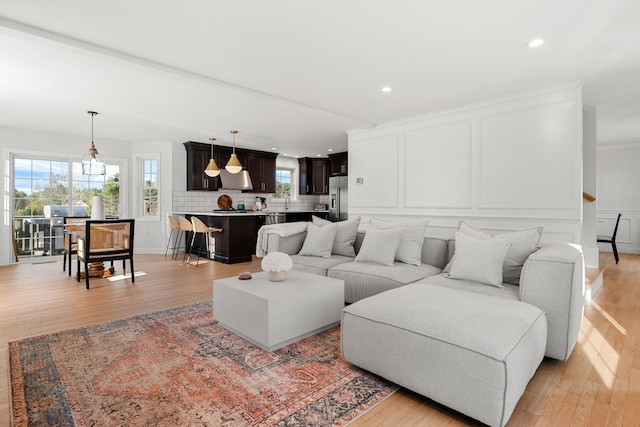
[10,301,396,426]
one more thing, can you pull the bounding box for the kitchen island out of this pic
[173,210,328,264]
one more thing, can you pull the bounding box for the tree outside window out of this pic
[275,168,294,199]
[143,159,159,216]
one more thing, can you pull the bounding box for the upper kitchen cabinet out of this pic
[245,152,277,193]
[328,151,348,176]
[298,157,329,195]
[184,141,221,191]
[185,141,277,193]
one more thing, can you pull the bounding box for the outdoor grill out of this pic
[42,205,88,254]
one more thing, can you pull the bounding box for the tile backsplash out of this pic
[173,190,329,212]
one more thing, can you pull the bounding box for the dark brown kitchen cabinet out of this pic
[184,141,277,192]
[298,157,329,195]
[184,141,221,191]
[245,153,277,193]
[328,151,348,176]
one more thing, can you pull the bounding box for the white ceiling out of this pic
[1,0,639,157]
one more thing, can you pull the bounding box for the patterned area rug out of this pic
[10,301,397,426]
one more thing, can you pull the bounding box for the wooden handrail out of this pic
[583,192,596,202]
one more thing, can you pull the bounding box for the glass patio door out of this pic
[12,155,120,263]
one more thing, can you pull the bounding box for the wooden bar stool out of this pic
[188,216,222,266]
[176,216,193,262]
[165,215,181,258]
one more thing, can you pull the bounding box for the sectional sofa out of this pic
[258,217,585,426]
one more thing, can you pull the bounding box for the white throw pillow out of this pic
[355,227,404,266]
[447,231,510,288]
[298,222,338,258]
[450,222,542,285]
[370,218,428,266]
[312,215,361,257]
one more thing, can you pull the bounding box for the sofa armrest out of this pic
[520,243,585,361]
[265,232,307,255]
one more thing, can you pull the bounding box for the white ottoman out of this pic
[341,283,547,427]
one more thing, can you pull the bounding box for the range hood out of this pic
[219,169,253,190]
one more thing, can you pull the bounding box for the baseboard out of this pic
[585,267,604,302]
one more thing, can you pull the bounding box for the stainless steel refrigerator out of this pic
[329,176,348,221]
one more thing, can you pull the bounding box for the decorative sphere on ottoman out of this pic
[261,252,293,282]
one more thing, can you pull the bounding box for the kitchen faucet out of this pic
[284,195,290,210]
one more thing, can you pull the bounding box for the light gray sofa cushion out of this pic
[419,273,520,300]
[298,222,338,258]
[329,261,441,303]
[354,227,404,266]
[290,254,354,276]
[312,216,361,257]
[341,283,547,427]
[447,231,511,288]
[370,218,429,266]
[446,222,543,285]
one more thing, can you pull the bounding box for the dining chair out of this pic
[597,213,622,264]
[62,216,89,276]
[76,219,135,289]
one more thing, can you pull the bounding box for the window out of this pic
[12,155,120,262]
[275,168,294,199]
[142,159,159,216]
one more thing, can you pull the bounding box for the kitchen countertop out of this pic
[173,210,328,217]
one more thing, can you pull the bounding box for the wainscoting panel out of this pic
[404,121,472,209]
[478,99,579,210]
[349,133,399,208]
[347,83,583,245]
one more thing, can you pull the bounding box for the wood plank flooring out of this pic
[1,252,638,426]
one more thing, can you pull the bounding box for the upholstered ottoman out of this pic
[341,283,547,427]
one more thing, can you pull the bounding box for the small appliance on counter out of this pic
[314,203,328,211]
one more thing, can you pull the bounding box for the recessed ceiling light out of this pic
[271,147,277,150]
[327,148,334,152]
[527,38,544,48]
[381,86,393,93]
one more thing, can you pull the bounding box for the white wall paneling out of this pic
[348,83,584,245]
[597,142,640,254]
[582,106,598,267]
[404,121,472,209]
[479,99,579,211]
[348,132,399,209]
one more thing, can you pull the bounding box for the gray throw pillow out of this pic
[312,216,361,257]
[450,222,542,284]
[298,222,338,258]
[355,227,404,266]
[370,218,428,266]
[447,231,510,288]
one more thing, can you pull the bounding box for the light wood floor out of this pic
[1,252,638,426]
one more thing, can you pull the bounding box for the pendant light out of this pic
[225,130,243,174]
[81,111,106,175]
[204,137,220,177]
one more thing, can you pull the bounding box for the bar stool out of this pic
[165,215,181,258]
[188,216,222,266]
[176,215,194,261]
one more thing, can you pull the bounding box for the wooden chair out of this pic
[188,216,222,266]
[62,216,89,276]
[165,215,181,258]
[76,219,135,289]
[597,213,622,264]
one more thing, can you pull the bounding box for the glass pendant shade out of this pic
[82,111,106,176]
[204,137,220,177]
[225,130,243,174]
